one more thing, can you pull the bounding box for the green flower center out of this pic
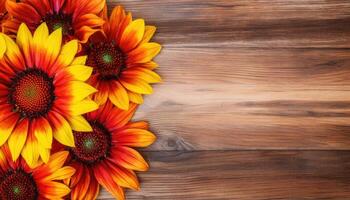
[86,42,126,80]
[71,121,111,165]
[0,170,38,200]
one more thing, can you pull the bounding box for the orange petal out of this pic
[127,42,161,64]
[84,175,100,200]
[71,166,91,200]
[119,19,145,52]
[93,162,125,200]
[106,161,140,190]
[111,146,149,171]
[140,26,156,44]
[104,103,137,131]
[127,91,143,104]
[122,67,161,83]
[113,128,156,147]
[6,1,41,24]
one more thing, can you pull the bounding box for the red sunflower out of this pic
[4,0,105,43]
[0,146,75,199]
[85,6,162,110]
[65,101,156,199]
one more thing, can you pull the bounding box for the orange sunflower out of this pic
[0,23,98,168]
[65,101,156,199]
[0,146,75,199]
[85,6,162,110]
[4,0,105,43]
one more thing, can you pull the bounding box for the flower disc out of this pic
[87,42,126,80]
[0,170,38,200]
[8,68,55,119]
[71,121,111,164]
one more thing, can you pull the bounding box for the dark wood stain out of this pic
[99,0,350,199]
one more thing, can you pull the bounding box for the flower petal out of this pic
[109,81,129,110]
[111,146,149,171]
[8,119,29,161]
[119,19,145,52]
[0,113,19,146]
[67,115,92,132]
[49,112,75,147]
[113,128,156,148]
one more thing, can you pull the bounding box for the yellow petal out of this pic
[45,166,76,181]
[0,114,19,146]
[45,28,62,66]
[16,23,32,64]
[52,114,75,147]
[8,119,28,161]
[33,118,53,149]
[70,99,98,116]
[21,134,40,168]
[140,26,156,44]
[120,19,145,52]
[70,81,97,103]
[128,91,143,104]
[72,56,87,65]
[0,34,6,58]
[67,115,92,132]
[3,34,25,70]
[38,145,50,163]
[33,22,49,48]
[66,65,93,81]
[109,81,129,110]
[57,40,78,67]
[46,151,69,171]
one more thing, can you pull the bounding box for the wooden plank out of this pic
[108,0,350,48]
[97,151,350,200]
[133,48,350,150]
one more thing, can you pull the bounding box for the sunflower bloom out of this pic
[85,6,162,110]
[0,23,98,168]
[4,0,105,43]
[65,101,156,199]
[0,147,75,199]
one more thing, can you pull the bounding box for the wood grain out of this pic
[98,0,350,199]
[99,151,350,200]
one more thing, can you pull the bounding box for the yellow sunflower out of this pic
[85,6,162,110]
[0,22,98,168]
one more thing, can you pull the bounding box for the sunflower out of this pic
[64,101,156,199]
[0,146,75,199]
[4,0,105,43]
[0,23,98,168]
[85,6,162,110]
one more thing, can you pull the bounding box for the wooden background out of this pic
[100,0,350,199]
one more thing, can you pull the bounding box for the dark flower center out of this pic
[43,13,74,37]
[86,42,126,80]
[71,121,111,165]
[0,170,38,200]
[8,68,55,119]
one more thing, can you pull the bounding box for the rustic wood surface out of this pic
[99,0,350,199]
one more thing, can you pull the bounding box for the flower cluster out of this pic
[0,0,161,199]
